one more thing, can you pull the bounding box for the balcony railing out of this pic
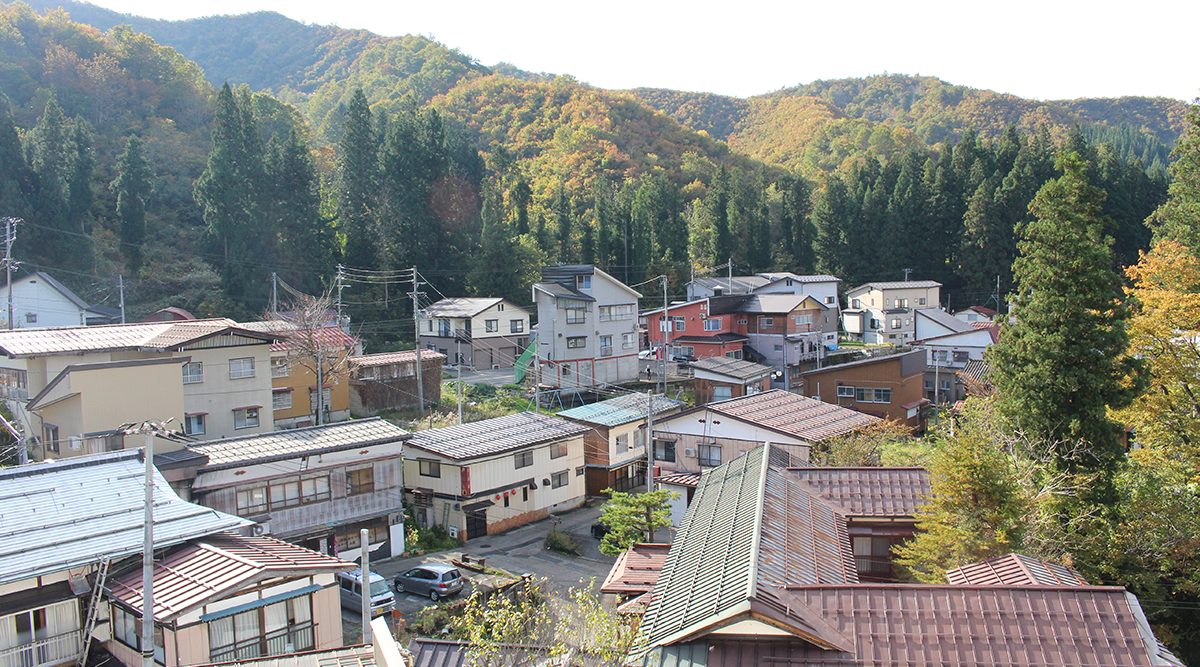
[600,346,613,357]
[0,629,82,667]
[209,621,315,664]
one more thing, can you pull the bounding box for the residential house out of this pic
[689,357,771,405]
[957,358,993,396]
[185,418,412,563]
[348,350,445,417]
[842,280,942,344]
[633,444,1178,666]
[531,265,642,389]
[419,297,530,369]
[0,319,278,458]
[640,298,748,362]
[241,321,361,428]
[687,272,841,315]
[953,305,999,324]
[599,542,671,615]
[651,389,881,472]
[655,471,701,528]
[0,450,249,667]
[796,349,929,431]
[0,271,117,329]
[403,412,589,539]
[914,316,999,405]
[556,393,686,496]
[105,533,352,667]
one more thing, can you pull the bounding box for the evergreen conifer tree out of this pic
[111,135,153,273]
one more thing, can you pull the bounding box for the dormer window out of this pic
[577,275,591,290]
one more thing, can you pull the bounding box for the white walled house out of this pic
[916,325,999,404]
[404,412,589,539]
[0,271,116,329]
[532,265,642,389]
[419,298,531,369]
[843,281,942,345]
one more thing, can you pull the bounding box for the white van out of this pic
[338,568,395,617]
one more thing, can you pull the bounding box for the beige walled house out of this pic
[842,280,942,345]
[418,297,530,369]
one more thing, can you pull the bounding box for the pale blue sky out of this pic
[80,0,1198,102]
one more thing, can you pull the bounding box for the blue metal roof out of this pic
[556,394,686,427]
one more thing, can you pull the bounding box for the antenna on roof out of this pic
[901,268,913,282]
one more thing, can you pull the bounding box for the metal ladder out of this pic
[76,557,111,667]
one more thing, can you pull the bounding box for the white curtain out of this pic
[0,614,20,667]
[233,611,259,659]
[207,617,234,660]
[263,603,287,656]
[44,602,77,639]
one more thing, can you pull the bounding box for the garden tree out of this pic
[271,287,353,425]
[988,152,1147,481]
[597,488,677,556]
[1148,102,1200,253]
[336,88,380,270]
[1112,241,1200,478]
[111,135,154,272]
[810,421,914,466]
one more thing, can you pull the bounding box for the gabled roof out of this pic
[538,264,642,299]
[689,276,770,294]
[188,418,411,472]
[946,552,1089,587]
[350,349,446,368]
[406,412,588,461]
[5,271,91,310]
[798,349,925,377]
[666,389,880,443]
[689,356,772,382]
[957,305,999,318]
[27,356,189,410]
[846,280,942,295]
[638,444,858,652]
[107,532,353,621]
[737,294,814,314]
[0,450,249,585]
[914,307,973,337]
[600,543,671,595]
[530,281,595,302]
[0,318,276,358]
[785,467,931,517]
[656,471,701,488]
[756,273,840,285]
[959,358,993,384]
[557,394,685,428]
[239,321,359,352]
[422,297,515,319]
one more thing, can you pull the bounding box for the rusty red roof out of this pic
[0,318,275,357]
[241,321,359,352]
[350,349,447,368]
[946,552,1089,587]
[601,543,671,595]
[656,471,701,488]
[671,389,881,443]
[786,467,931,517]
[107,532,353,621]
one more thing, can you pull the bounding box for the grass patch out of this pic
[545,529,582,556]
[383,383,531,430]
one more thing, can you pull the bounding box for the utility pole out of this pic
[335,265,346,331]
[119,275,125,324]
[660,275,668,395]
[409,268,425,417]
[645,391,655,505]
[902,268,913,282]
[456,338,463,424]
[3,217,18,330]
[727,259,733,295]
[271,272,278,315]
[142,431,155,667]
[360,528,372,644]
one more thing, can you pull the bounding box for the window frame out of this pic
[184,413,206,436]
[837,385,855,398]
[551,470,569,489]
[758,317,774,329]
[510,319,524,333]
[234,407,260,429]
[182,361,203,385]
[566,336,587,349]
[229,357,256,379]
[346,466,375,496]
[549,442,568,459]
[514,450,533,469]
[703,318,721,331]
[485,319,499,333]
[698,444,722,467]
[272,390,292,411]
[418,460,441,478]
[653,439,676,463]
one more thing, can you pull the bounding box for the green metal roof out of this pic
[556,394,685,428]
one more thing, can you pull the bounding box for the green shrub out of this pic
[544,529,581,556]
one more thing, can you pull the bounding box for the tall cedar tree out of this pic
[266,128,334,294]
[337,89,380,270]
[111,135,153,273]
[1149,103,1200,253]
[988,152,1147,481]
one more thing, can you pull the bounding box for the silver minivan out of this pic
[338,568,395,617]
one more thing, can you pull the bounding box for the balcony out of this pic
[0,629,82,667]
[600,346,613,357]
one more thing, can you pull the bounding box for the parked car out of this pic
[338,568,395,617]
[591,522,610,540]
[671,353,697,364]
[394,563,464,601]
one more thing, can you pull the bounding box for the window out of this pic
[932,350,949,363]
[510,319,524,333]
[870,319,881,330]
[207,596,313,663]
[234,407,260,429]
[852,299,861,309]
[704,318,721,331]
[896,298,908,307]
[565,308,587,324]
[577,275,591,289]
[953,351,970,363]
[269,480,301,509]
[758,317,774,329]
[855,387,870,402]
[614,433,629,452]
[270,358,289,378]
[498,303,505,311]
[599,304,635,321]
[633,427,647,451]
[654,439,676,463]
[774,344,784,352]
[237,487,267,515]
[793,314,813,326]
[918,298,926,305]
[113,604,165,664]
[599,335,613,356]
[272,391,292,411]
[184,414,206,436]
[515,450,533,469]
[567,336,586,349]
[183,362,203,384]
[550,442,568,459]
[837,386,855,398]
[713,386,732,400]
[725,350,743,359]
[551,470,569,488]
[419,460,441,478]
[698,444,722,467]
[42,424,59,454]
[825,296,836,305]
[576,466,585,476]
[890,318,901,329]
[0,367,27,400]
[24,313,36,324]
[873,388,891,403]
[229,357,255,379]
[347,467,374,495]
[485,319,499,333]
[672,316,686,332]
[622,333,637,349]
[924,380,934,390]
[940,379,952,390]
[301,476,330,503]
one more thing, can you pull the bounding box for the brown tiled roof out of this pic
[656,471,701,488]
[690,389,881,442]
[786,467,931,517]
[188,417,410,472]
[946,552,1089,587]
[240,321,358,352]
[600,543,671,595]
[350,349,446,368]
[108,532,353,621]
[0,318,274,357]
[648,585,1160,666]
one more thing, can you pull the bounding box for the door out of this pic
[465,510,488,540]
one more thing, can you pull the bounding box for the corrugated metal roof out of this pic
[0,450,250,585]
[0,318,274,357]
[406,412,589,461]
[108,532,353,621]
[786,467,931,517]
[557,394,685,427]
[693,389,881,442]
[188,418,410,470]
[945,552,1089,587]
[406,639,611,667]
[422,297,504,318]
[915,307,973,335]
[350,350,446,368]
[959,358,993,384]
[847,280,942,294]
[600,543,671,595]
[191,645,375,667]
[738,294,811,314]
[530,281,596,302]
[240,322,359,352]
[689,357,772,382]
[690,276,769,293]
[647,585,1161,666]
[757,273,840,285]
[656,471,701,488]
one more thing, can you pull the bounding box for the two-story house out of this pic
[556,393,686,496]
[532,265,641,389]
[0,271,118,328]
[687,272,840,307]
[185,418,412,564]
[404,412,589,539]
[419,298,530,369]
[797,349,929,431]
[913,310,1000,404]
[842,281,942,345]
[0,319,278,459]
[241,321,361,428]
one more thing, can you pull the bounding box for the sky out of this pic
[78,0,1199,102]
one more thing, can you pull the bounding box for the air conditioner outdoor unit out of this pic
[684,448,696,458]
